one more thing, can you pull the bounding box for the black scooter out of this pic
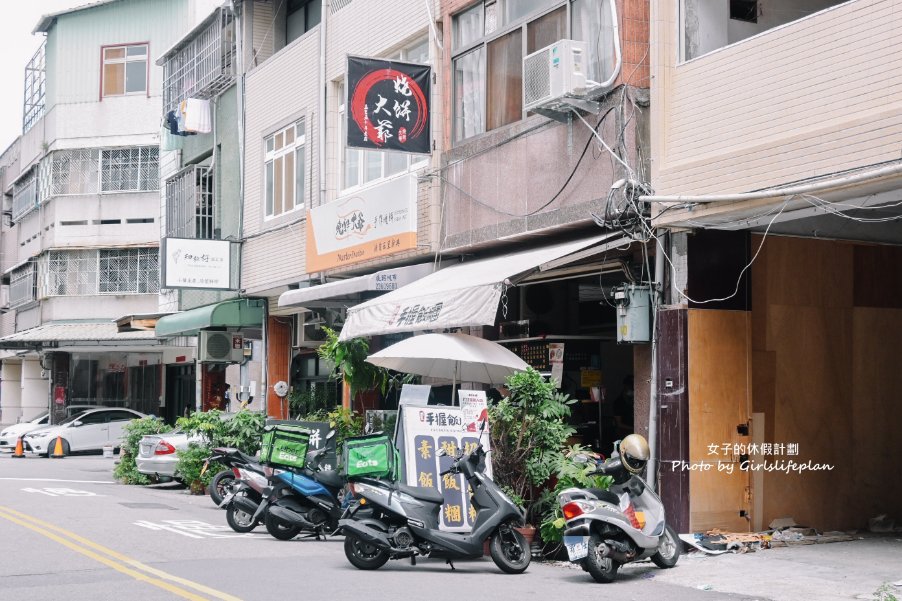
[338,421,530,574]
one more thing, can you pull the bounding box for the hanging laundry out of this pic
[160,122,184,151]
[179,98,212,134]
[165,110,195,138]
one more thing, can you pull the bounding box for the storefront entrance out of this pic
[164,364,195,424]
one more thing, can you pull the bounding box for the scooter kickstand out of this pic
[410,556,417,566]
[447,559,456,571]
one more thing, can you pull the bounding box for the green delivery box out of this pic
[342,434,398,479]
[260,424,310,470]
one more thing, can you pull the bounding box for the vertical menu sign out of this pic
[400,405,492,532]
[346,57,431,155]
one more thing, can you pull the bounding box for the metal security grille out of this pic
[165,165,215,239]
[162,7,236,115]
[9,262,37,308]
[39,248,159,297]
[99,248,159,294]
[100,147,159,192]
[41,250,98,297]
[23,41,46,133]
[44,149,100,198]
[12,170,38,222]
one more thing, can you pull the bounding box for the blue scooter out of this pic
[254,431,350,541]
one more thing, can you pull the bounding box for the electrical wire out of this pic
[650,200,790,305]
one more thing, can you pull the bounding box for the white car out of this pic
[0,405,98,452]
[23,408,146,457]
[136,430,196,480]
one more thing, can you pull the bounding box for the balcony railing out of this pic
[12,170,38,223]
[161,6,236,115]
[23,41,45,133]
[165,165,215,240]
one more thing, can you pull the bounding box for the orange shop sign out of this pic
[305,175,417,271]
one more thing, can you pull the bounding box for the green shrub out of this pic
[488,367,576,524]
[538,445,614,545]
[113,416,173,485]
[175,443,216,492]
[175,408,265,454]
[174,409,265,491]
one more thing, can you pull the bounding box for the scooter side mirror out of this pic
[572,453,590,464]
[436,448,447,457]
[326,429,336,440]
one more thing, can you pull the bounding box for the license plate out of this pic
[564,536,589,561]
[200,460,209,477]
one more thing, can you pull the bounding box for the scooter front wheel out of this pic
[651,525,681,569]
[585,534,620,583]
[489,527,531,574]
[344,534,389,570]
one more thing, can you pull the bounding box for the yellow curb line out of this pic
[0,505,242,601]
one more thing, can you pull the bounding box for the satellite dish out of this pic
[273,381,289,398]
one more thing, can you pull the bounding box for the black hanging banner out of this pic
[346,56,431,155]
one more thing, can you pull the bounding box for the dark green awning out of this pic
[155,299,265,337]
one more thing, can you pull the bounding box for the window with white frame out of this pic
[102,44,148,97]
[39,248,159,297]
[341,37,430,191]
[12,170,38,222]
[9,262,37,308]
[36,147,157,200]
[452,0,614,143]
[43,250,97,297]
[99,248,159,294]
[264,121,305,218]
[100,147,159,192]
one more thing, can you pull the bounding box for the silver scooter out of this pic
[558,437,680,583]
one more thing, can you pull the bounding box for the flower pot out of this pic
[189,480,205,495]
[484,526,537,557]
[515,525,537,547]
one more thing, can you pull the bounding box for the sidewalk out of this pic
[642,536,902,600]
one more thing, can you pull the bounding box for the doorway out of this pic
[164,364,195,425]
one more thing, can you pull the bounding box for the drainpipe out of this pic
[319,0,327,209]
[646,228,667,491]
[234,0,249,402]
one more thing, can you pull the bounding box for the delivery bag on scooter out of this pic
[260,424,310,470]
[342,434,398,479]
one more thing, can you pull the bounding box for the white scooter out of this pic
[558,435,681,583]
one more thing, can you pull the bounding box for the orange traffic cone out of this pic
[12,436,26,458]
[50,436,66,459]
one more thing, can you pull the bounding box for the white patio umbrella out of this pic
[366,333,529,401]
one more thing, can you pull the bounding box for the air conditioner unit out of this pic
[523,39,588,112]
[198,330,244,363]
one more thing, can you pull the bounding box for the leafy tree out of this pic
[488,367,576,524]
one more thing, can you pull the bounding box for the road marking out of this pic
[0,506,243,601]
[0,477,114,484]
[24,487,101,497]
[135,519,251,539]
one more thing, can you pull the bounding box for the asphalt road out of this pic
[0,453,757,601]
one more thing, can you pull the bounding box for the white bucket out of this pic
[102,445,114,458]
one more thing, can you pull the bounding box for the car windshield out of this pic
[58,411,91,425]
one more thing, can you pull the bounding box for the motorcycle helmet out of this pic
[620,434,650,474]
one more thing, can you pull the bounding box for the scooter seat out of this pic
[314,469,344,489]
[588,489,621,505]
[396,483,444,504]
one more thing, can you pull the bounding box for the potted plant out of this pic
[487,368,576,545]
[537,446,614,558]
